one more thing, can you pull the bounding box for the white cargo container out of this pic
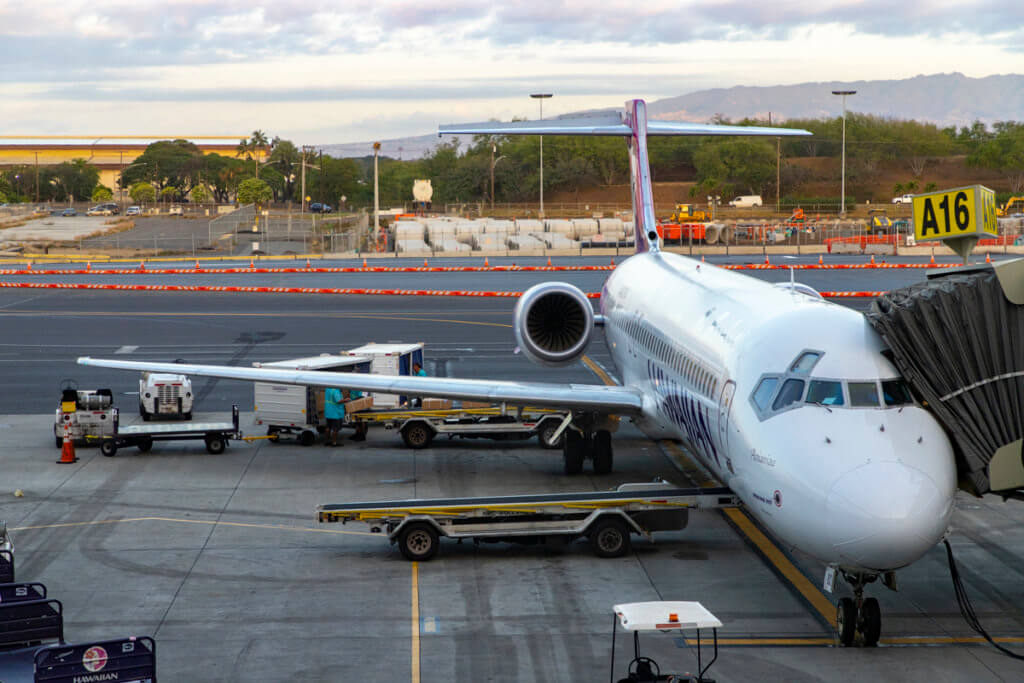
[252,354,371,445]
[343,342,425,408]
[546,219,573,234]
[572,218,599,239]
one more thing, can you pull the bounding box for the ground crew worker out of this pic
[411,363,427,407]
[324,386,345,447]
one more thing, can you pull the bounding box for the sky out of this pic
[1,1,1023,146]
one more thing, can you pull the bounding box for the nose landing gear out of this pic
[836,572,883,647]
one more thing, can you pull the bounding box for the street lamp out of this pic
[831,90,856,217]
[373,142,381,239]
[490,142,506,212]
[530,93,553,216]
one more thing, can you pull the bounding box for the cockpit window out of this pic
[882,379,914,406]
[752,377,779,411]
[772,379,805,410]
[848,382,881,407]
[790,351,822,374]
[806,380,844,406]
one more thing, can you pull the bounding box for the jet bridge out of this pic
[866,258,1024,497]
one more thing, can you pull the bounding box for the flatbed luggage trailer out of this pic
[317,483,739,561]
[352,405,569,450]
[97,406,240,457]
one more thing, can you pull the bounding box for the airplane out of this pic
[78,99,957,648]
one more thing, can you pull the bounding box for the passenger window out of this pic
[790,352,822,374]
[772,379,805,410]
[848,381,880,407]
[882,379,914,406]
[806,380,844,406]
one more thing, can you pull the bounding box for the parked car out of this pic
[892,194,914,204]
[309,202,333,213]
[101,202,120,215]
[60,207,77,217]
[168,205,183,215]
[126,206,142,216]
[86,205,113,216]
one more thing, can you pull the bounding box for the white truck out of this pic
[139,372,194,421]
[252,354,373,446]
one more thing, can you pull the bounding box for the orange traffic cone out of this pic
[546,257,552,267]
[139,260,145,271]
[26,261,32,271]
[362,258,368,268]
[85,262,91,271]
[869,255,876,266]
[195,260,201,269]
[484,256,489,267]
[57,424,77,465]
[986,252,992,263]
[249,259,255,268]
[929,250,936,265]
[305,258,311,268]
[764,254,770,266]
[701,255,705,263]
[818,254,824,266]
[424,258,428,267]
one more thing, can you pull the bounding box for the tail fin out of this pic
[439,101,810,254]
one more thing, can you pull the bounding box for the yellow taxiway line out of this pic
[411,562,421,683]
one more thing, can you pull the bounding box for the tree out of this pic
[160,186,178,204]
[121,140,204,195]
[693,139,775,196]
[248,130,270,178]
[190,184,210,204]
[237,178,272,206]
[268,139,301,201]
[51,159,100,202]
[969,122,1024,193]
[129,182,156,203]
[91,186,113,202]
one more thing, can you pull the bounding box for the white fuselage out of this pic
[600,251,958,572]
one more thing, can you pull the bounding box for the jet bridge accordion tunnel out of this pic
[866,258,1024,499]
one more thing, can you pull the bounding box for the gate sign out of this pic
[913,185,998,243]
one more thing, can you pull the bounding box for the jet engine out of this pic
[513,282,594,366]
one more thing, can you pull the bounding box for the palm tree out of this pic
[249,130,269,178]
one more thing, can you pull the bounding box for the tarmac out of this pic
[2,255,1024,681]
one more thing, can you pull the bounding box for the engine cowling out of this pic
[513,282,594,366]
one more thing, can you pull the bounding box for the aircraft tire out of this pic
[592,430,613,474]
[861,598,881,647]
[837,598,857,646]
[563,430,585,474]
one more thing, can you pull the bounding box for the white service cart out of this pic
[610,601,723,683]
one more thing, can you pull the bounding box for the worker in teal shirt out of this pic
[411,363,427,407]
[324,387,345,447]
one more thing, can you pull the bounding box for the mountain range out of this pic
[321,73,1024,160]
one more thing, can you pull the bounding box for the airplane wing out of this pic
[76,357,643,414]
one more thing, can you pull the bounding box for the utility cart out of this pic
[610,601,723,683]
[317,481,739,561]
[97,406,241,457]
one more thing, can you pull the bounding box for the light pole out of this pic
[530,93,552,216]
[831,89,856,217]
[490,142,506,212]
[373,142,381,240]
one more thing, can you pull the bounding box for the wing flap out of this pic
[77,357,643,414]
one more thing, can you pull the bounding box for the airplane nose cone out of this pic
[827,462,953,570]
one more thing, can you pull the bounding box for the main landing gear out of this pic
[836,571,894,647]
[562,427,614,475]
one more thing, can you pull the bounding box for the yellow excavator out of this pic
[670,204,709,222]
[997,197,1024,217]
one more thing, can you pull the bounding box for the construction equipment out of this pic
[316,481,739,561]
[997,196,1024,217]
[866,209,893,234]
[670,204,709,222]
[787,207,805,225]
